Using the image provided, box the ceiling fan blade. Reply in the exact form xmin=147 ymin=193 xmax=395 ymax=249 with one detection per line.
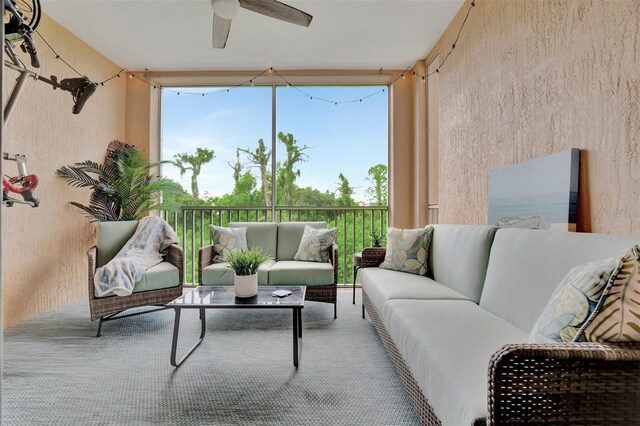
xmin=212 ymin=13 xmax=232 ymax=49
xmin=239 ymin=0 xmax=312 ymax=27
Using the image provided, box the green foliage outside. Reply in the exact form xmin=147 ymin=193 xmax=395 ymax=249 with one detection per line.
xmin=173 ymin=148 xmax=215 ymax=198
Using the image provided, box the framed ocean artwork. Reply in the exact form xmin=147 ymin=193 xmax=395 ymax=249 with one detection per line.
xmin=488 ymin=148 xmax=580 ymax=231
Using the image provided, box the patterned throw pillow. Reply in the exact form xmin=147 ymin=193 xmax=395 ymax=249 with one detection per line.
xmin=210 ymin=225 xmax=248 ymax=263
xmin=379 ymin=227 xmax=432 ymax=276
xmin=294 ymin=226 xmax=338 ymax=262
xmin=584 ymin=246 xmax=640 ymax=342
xmin=529 ymin=256 xmax=620 ymax=343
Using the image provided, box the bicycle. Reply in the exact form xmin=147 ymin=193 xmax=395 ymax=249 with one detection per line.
xmin=4 ymin=0 xmax=41 ymax=68
xmin=4 ymin=0 xmax=97 ymax=119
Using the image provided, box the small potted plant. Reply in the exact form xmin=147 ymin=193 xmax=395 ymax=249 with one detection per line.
xmin=225 ymin=248 xmax=270 ymax=297
xmin=371 ymin=230 xmax=385 ymax=248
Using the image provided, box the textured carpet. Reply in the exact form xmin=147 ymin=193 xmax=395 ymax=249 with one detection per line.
xmin=3 ymin=290 xmax=419 ymax=425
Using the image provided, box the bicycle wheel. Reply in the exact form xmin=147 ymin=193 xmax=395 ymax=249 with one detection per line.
xmin=4 ymin=0 xmax=41 ymax=32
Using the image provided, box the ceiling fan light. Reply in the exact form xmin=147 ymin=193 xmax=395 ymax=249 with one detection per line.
xmin=211 ymin=0 xmax=240 ymax=19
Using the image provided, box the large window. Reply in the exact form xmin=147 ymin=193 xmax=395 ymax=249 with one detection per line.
xmin=161 ymin=87 xmax=271 ymax=204
xmin=161 ymin=84 xmax=388 ymax=284
xmin=161 ymin=85 xmax=388 ymax=208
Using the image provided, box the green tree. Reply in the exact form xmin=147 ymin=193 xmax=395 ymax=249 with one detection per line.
xmin=239 ymin=138 xmax=271 ymax=206
xmin=173 ymin=148 xmax=215 ymax=198
xmin=295 ymin=186 xmax=338 ymax=207
xmin=365 ymin=164 xmax=388 ymax=205
xmin=214 ymin=171 xmax=262 ymax=206
xmin=227 ymin=149 xmax=247 ymax=185
xmin=277 ymin=132 xmax=310 ymax=205
xmin=336 ymin=172 xmax=355 ymax=206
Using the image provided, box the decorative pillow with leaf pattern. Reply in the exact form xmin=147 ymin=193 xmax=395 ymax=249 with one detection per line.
xmin=529 ymin=256 xmax=620 ymax=343
xmin=210 ymin=225 xmax=248 ymax=263
xmin=584 ymin=246 xmax=640 ymax=342
xmin=379 ymin=227 xmax=433 ymax=276
xmin=294 ymin=226 xmax=338 ymax=262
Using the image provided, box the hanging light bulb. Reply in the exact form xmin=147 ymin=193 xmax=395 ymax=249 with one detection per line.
xmin=210 ymin=0 xmax=240 ymax=19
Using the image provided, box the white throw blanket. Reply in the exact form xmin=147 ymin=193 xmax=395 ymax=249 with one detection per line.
xmin=94 ymin=217 xmax=178 ymax=297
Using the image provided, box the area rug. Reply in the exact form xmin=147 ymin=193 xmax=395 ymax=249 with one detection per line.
xmin=3 ymin=290 xmax=419 ymax=425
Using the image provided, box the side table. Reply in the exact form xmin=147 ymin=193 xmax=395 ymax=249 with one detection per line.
xmin=353 ymin=252 xmax=362 ymax=304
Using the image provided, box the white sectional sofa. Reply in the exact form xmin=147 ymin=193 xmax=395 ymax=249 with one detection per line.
xmin=362 ymin=225 xmax=640 ymax=425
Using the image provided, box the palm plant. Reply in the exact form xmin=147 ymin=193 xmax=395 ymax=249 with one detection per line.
xmin=56 ymin=140 xmax=182 ymax=222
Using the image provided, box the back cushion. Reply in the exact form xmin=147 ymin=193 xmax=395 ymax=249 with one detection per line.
xmin=428 ymin=224 xmax=497 ymax=302
xmin=229 ymin=222 xmax=278 ymax=258
xmin=277 ymin=222 xmax=327 ymax=260
xmin=96 ymin=220 xmax=138 ymax=267
xmin=480 ymin=228 xmax=639 ymax=333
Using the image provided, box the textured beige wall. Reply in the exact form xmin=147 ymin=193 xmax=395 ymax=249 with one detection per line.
xmin=2 ymin=15 xmax=126 ymax=327
xmin=389 ymin=78 xmax=414 ymax=228
xmin=426 ymin=0 xmax=640 ymax=235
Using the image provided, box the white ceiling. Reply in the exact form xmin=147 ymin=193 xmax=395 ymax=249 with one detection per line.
xmin=43 ymin=0 xmax=463 ymax=71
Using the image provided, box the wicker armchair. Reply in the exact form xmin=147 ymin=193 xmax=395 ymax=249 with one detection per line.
xmin=88 ymin=221 xmax=184 ymax=336
xmin=361 ymin=247 xmax=640 ymax=425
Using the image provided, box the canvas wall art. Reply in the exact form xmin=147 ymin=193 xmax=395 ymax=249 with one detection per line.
xmin=488 ymin=148 xmax=580 ymax=231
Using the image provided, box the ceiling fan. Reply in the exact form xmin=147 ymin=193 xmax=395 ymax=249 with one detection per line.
xmin=210 ymin=0 xmax=313 ymax=49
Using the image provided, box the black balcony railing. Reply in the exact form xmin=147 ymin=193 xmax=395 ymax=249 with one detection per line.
xmin=161 ymin=206 xmax=388 ymax=285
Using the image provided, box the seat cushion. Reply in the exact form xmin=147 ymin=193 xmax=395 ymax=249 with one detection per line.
xmin=277 ymin=222 xmax=327 ymax=260
xmin=201 ymin=260 xmax=274 ymax=285
xmin=428 ymin=224 xmax=497 ymax=303
xmin=383 ymin=299 xmax=529 ymax=426
xmin=361 ymin=268 xmax=469 ymax=318
xmin=95 ymin=261 xmax=179 ymax=297
xmin=229 ymin=222 xmax=277 ymax=258
xmin=268 ymin=260 xmax=334 ymax=286
xmin=96 ymin=221 xmax=138 ymax=267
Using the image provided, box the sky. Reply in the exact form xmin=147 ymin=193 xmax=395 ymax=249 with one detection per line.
xmin=161 ymin=85 xmax=388 ymax=203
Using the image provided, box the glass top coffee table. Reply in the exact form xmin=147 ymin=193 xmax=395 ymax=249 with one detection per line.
xmin=167 ymin=285 xmax=306 ymax=368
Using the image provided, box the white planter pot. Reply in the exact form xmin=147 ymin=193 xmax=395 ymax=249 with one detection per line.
xmin=234 ymin=273 xmax=258 ymax=298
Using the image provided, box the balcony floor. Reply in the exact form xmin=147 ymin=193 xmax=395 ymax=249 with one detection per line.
xmin=3 ymin=289 xmax=419 ymax=425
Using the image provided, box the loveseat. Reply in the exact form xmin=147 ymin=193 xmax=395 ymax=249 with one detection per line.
xmin=199 ymin=221 xmax=338 ymax=317
xmin=362 ymin=224 xmax=640 ymax=425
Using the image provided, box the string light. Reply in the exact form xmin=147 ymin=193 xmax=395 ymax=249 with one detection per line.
xmin=29 ymin=0 xmax=475 ymax=105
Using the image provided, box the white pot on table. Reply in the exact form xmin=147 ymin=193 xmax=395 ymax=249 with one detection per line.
xmin=234 ymin=273 xmax=258 ymax=297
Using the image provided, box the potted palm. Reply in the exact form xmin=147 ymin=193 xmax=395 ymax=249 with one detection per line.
xmin=56 ymin=140 xmax=182 ymax=221
xmin=225 ymin=248 xmax=270 ymax=297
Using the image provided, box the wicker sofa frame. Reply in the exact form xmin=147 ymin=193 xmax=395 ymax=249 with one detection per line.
xmin=361 ymin=249 xmax=640 ymax=425
xmin=88 ymin=244 xmax=184 ymax=336
xmin=199 ymin=243 xmax=339 ymax=318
